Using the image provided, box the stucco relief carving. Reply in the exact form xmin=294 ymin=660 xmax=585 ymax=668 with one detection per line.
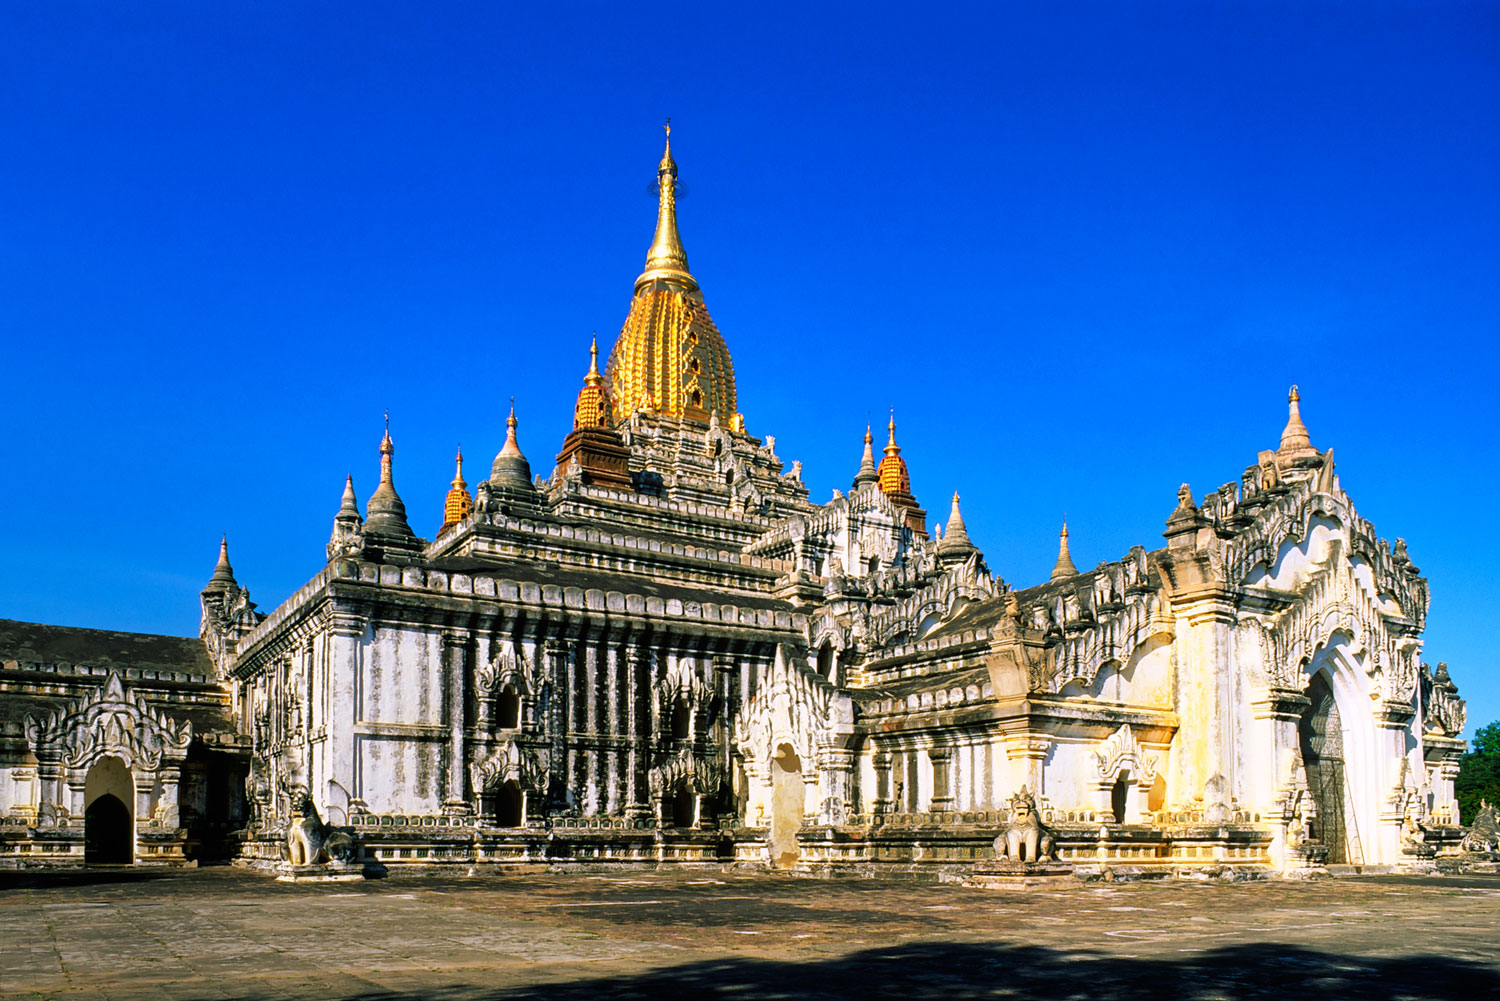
xmin=648 ymin=746 xmax=724 ymax=799
xmin=735 ymin=645 xmax=851 ymax=777
xmin=1093 ymin=724 xmax=1159 ymax=784
xmin=1421 ymin=661 xmax=1466 ymax=737
xmin=478 ymin=641 xmax=533 ymax=697
xmin=24 ymin=671 xmax=192 ymax=771
xmin=1047 ymin=589 xmax=1165 ymax=693
xmin=472 ymin=736 xmax=549 ymax=792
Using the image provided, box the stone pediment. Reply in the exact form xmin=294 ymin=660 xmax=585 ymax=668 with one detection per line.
xmin=24 ymin=670 xmax=192 ymax=771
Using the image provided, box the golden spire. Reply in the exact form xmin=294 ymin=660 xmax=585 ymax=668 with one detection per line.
xmin=635 ymin=119 xmax=697 ymax=294
xmin=607 ymin=124 xmax=737 ymax=425
xmin=1278 ymin=384 xmax=1316 ymax=457
xmin=1050 ymin=519 xmax=1078 ymax=581
xmin=573 ymin=336 xmax=611 ymax=429
xmin=877 ymin=410 xmax=912 ymax=498
xmin=440 ymin=446 xmax=473 ymax=533
xmin=586 ymin=334 xmax=602 ymax=386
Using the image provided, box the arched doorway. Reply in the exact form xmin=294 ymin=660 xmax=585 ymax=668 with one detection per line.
xmin=769 ymin=744 xmax=804 ymax=867
xmin=816 ymin=643 xmax=834 ymax=680
xmin=671 ymin=697 xmax=691 ymax=741
xmin=1300 ymin=672 xmax=1351 ymax=863
xmin=495 ymin=780 xmax=524 ymax=827
xmin=671 ymin=788 xmax=697 ymax=827
xmin=497 ymin=686 xmax=521 ymax=729
xmin=1111 ymin=772 xmax=1132 ymax=824
xmin=84 ymin=756 xmax=134 ymax=864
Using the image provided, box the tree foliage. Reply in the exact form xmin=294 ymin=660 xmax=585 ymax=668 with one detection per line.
xmin=1455 ymin=721 xmax=1500 ymax=826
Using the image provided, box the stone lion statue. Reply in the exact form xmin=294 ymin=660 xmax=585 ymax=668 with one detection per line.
xmin=285 ymin=791 xmax=356 ymax=865
xmin=1461 ymin=799 xmax=1500 ymax=854
xmin=994 ymin=785 xmax=1057 ymax=863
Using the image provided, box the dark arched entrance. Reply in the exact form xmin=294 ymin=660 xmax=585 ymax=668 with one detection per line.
xmin=1111 ymin=772 xmax=1131 ymax=824
xmin=85 ymin=794 xmax=132 ymax=864
xmin=671 ymin=788 xmax=697 ymax=827
xmin=84 ymin=755 xmax=134 ymax=864
xmin=496 ymin=780 xmax=524 ymax=827
xmin=1300 ymin=672 xmax=1349 ymax=863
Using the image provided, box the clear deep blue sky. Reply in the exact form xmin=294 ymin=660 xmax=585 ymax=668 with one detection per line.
xmin=1 ymin=4 xmax=1495 ymax=733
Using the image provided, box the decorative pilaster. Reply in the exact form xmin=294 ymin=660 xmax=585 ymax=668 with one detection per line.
xmin=871 ymin=749 xmax=892 ymax=815
xmin=928 ymin=746 xmax=954 ymax=812
xmin=442 ymin=632 xmax=471 ymax=816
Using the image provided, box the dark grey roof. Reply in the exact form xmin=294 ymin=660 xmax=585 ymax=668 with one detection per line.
xmin=0 ymin=619 xmax=212 ymax=676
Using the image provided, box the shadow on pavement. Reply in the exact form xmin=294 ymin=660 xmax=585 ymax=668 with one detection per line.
xmin=219 ymin=941 xmax=1498 ymax=1000
xmin=0 ymin=866 xmax=178 ymax=892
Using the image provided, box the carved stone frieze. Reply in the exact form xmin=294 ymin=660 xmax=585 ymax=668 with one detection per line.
xmin=24 ymin=671 xmax=192 ymax=772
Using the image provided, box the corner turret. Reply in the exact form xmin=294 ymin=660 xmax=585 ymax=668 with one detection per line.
xmin=327 ymin=475 xmax=363 ymax=560
xmin=199 ymin=535 xmax=260 ymax=678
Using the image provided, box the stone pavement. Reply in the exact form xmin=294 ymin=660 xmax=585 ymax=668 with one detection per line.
xmin=2 ymin=867 xmax=1498 ymax=1000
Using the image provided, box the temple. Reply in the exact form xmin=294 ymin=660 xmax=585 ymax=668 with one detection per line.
xmin=0 ymin=129 xmax=1472 ymax=876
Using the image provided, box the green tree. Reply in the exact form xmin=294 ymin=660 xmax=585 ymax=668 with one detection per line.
xmin=1455 ymin=721 xmax=1500 ymax=825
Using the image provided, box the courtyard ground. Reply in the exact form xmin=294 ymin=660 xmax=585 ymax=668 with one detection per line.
xmin=2 ymin=867 xmax=1498 ymax=1000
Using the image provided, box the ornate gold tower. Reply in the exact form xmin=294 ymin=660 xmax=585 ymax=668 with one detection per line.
xmin=605 ymin=125 xmax=739 ymax=426
xmin=876 ymin=412 xmax=927 ymax=536
xmin=555 ymin=338 xmax=633 ymax=489
xmin=439 ymin=447 xmax=473 ymax=533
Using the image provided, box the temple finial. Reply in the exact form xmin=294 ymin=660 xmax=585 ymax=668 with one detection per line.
xmin=1278 ymin=384 xmax=1316 ymax=457
xmin=491 ymin=400 xmax=533 ymax=490
xmin=586 ymin=333 xmax=602 ymax=386
xmin=1050 ymin=518 xmax=1078 ymax=581
xmin=440 ymin=444 xmax=473 ymax=533
xmin=202 ymin=533 xmax=239 ymax=596
xmin=852 ymin=422 xmax=879 ymax=489
xmin=936 ymin=491 xmax=977 ymax=561
xmin=636 ymin=122 xmax=696 ymax=293
xmin=365 ymin=419 xmax=414 ymax=539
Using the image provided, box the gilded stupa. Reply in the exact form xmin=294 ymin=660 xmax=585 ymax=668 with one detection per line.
xmin=605 ymin=123 xmax=739 ymax=427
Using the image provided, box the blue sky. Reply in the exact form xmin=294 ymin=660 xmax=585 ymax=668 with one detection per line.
xmin=1 ymin=3 xmax=1496 ymax=733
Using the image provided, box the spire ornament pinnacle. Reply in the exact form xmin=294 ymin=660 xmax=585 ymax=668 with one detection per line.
xmin=204 ymin=535 xmax=237 ymax=593
xmin=364 ymin=418 xmax=415 ymax=539
xmin=1277 ymin=384 xmax=1317 ymax=458
xmin=1050 ymin=519 xmax=1078 ymax=581
xmin=572 ymin=337 xmax=611 ymax=430
xmin=440 ymin=446 xmax=473 ymax=533
xmin=635 ymin=121 xmax=697 ymax=293
xmin=936 ymin=491 xmax=978 ymax=562
xmin=852 ymin=424 xmax=879 ymax=489
xmin=877 ymin=410 xmax=912 ymax=498
xmin=328 ymin=474 xmax=364 ymax=559
xmin=337 ymin=475 xmax=360 ymax=521
xmin=490 ymin=402 xmax=535 ymax=491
